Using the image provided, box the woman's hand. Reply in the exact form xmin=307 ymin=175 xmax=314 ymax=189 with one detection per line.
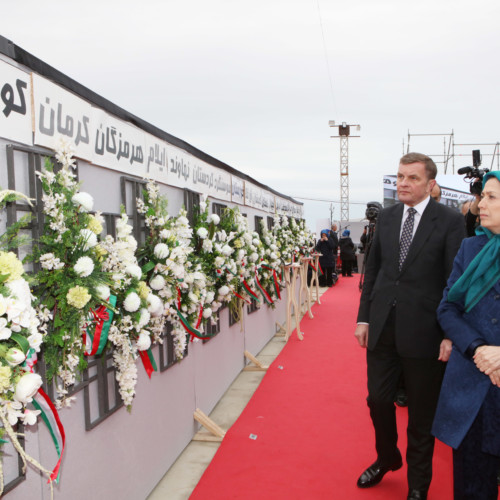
xmin=489 ymin=369 xmax=500 ymax=387
xmin=473 ymin=346 xmax=500 ymax=375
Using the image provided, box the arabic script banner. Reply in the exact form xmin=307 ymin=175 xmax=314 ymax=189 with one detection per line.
xmin=0 ymin=61 xmax=32 ymax=144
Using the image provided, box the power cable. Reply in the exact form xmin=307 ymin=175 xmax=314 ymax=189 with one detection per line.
xmin=315 ymin=0 xmax=337 ymax=114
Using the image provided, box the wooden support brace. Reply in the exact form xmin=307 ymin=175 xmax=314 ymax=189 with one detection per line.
xmin=192 ymin=408 xmax=226 ymax=442
xmin=275 ymin=321 xmax=286 ymax=337
xmin=243 ymin=350 xmax=269 ymax=371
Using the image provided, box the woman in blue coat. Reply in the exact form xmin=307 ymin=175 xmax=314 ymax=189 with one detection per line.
xmin=432 ymin=171 xmax=500 ymax=499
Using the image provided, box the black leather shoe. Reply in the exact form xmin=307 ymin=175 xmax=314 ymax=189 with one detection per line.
xmin=356 ymin=458 xmax=403 ymax=488
xmin=407 ymin=489 xmax=427 ymax=500
xmin=395 ymin=389 xmax=408 ymax=407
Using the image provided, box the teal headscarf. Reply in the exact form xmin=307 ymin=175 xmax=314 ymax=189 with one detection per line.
xmin=448 ymin=171 xmax=500 ymax=312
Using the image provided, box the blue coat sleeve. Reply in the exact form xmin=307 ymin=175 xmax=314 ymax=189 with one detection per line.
xmin=437 ymin=240 xmax=486 ymax=355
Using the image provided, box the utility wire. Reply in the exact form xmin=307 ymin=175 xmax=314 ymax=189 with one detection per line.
xmin=316 ymin=0 xmax=337 ymax=114
xmin=292 ymin=196 xmax=373 ymax=206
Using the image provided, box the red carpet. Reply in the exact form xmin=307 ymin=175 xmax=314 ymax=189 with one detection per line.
xmin=190 ymin=276 xmax=453 ymax=499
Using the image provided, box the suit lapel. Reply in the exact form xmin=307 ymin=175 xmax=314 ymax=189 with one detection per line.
xmin=387 ymin=204 xmax=404 ymax=269
xmin=400 ymin=199 xmax=437 ymax=273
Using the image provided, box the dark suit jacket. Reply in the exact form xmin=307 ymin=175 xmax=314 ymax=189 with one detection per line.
xmin=433 ymin=235 xmax=500 ymax=454
xmin=357 ymin=198 xmax=465 ymax=358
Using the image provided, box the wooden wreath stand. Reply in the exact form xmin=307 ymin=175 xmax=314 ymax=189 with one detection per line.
xmin=309 ymin=253 xmax=322 ymax=305
xmin=299 ymin=257 xmax=314 ymax=320
xmin=277 ymin=263 xmax=302 ymax=341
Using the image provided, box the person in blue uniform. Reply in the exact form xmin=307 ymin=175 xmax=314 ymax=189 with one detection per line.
xmin=432 ymin=170 xmax=500 ymax=500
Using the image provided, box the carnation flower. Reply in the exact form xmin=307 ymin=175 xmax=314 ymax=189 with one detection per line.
xmin=159 ymin=229 xmax=171 ymax=239
xmin=208 ymin=214 xmax=220 ymax=225
xmin=136 ymin=332 xmax=151 ymax=351
xmin=123 ymin=292 xmax=141 ymax=312
xmin=14 ymin=372 xmax=43 ymax=404
xmin=221 ymin=245 xmax=233 ymax=256
xmin=87 ymin=215 xmax=103 ymax=235
xmin=0 ymin=365 xmax=12 ymax=391
xmin=125 ymin=264 xmax=142 ymax=280
xmin=218 ymin=285 xmax=230 ymax=296
xmin=137 ymin=308 xmax=151 ymax=329
xmin=154 ymin=243 xmax=170 ymax=259
xmin=150 ymin=275 xmax=166 ymax=291
xmin=74 ymin=256 xmax=94 ymax=277
xmin=197 ymin=227 xmax=208 ymax=239
xmin=0 ymin=252 xmax=24 ymax=282
xmin=202 ymin=239 xmax=213 ymax=252
xmin=205 ymin=291 xmax=215 ymax=303
xmin=67 ymin=286 xmax=92 ymax=309
xmin=147 ymin=294 xmax=163 ymax=316
xmin=138 ymin=281 xmax=150 ymax=300
xmin=79 ymin=229 xmax=98 ymax=251
xmin=202 ymin=307 xmax=212 ymax=319
xmin=214 ymin=256 xmax=225 ymax=268
xmin=71 ymin=192 xmax=94 ymax=212
xmin=96 ymin=284 xmax=111 ymax=301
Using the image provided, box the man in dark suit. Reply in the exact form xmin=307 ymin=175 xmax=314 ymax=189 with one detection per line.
xmin=329 ymin=224 xmax=339 ymax=272
xmin=354 ymin=153 xmax=465 ymax=500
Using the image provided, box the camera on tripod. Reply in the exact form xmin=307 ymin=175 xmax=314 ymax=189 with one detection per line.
xmin=365 ymin=201 xmax=382 ymax=223
xmin=457 ymin=150 xmax=489 ymax=196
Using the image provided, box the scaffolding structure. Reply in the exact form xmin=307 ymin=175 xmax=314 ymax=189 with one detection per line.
xmin=404 ymin=130 xmax=500 ymax=174
xmin=329 ymin=121 xmax=360 ymax=223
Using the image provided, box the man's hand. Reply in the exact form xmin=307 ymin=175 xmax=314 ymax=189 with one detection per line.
xmin=354 ymin=324 xmax=369 ymax=348
xmin=438 ymin=339 xmax=452 ymax=362
xmin=474 ymin=345 xmax=500 ymax=375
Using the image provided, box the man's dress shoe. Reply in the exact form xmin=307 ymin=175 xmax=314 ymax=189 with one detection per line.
xmin=407 ymin=489 xmax=427 ymax=500
xmin=356 ymin=458 xmax=403 ymax=488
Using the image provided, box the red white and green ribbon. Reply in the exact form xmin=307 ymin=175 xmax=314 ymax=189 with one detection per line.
xmin=262 ymin=265 xmax=281 ymax=300
xmin=254 ymin=269 xmax=273 ymax=305
xmin=138 ymin=348 xmax=158 ymax=378
xmin=174 ymin=304 xmax=213 ymax=340
xmin=84 ymin=295 xmax=116 ymax=356
xmin=32 ymin=388 xmax=65 ymax=483
xmin=243 ymin=280 xmax=260 ymax=302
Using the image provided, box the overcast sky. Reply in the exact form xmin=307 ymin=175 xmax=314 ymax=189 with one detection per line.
xmin=2 ymin=0 xmax=499 ymax=227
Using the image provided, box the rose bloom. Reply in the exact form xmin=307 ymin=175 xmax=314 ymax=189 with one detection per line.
xmin=202 ymin=307 xmax=212 ymax=319
xmin=5 ymin=347 xmax=26 ymax=366
xmin=14 ymin=372 xmax=43 ymax=404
